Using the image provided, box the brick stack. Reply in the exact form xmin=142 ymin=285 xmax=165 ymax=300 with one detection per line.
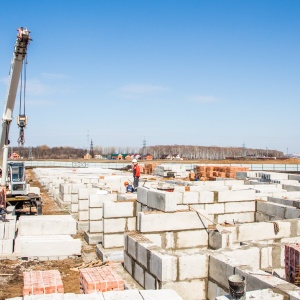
xmin=285 ymin=244 xmax=300 ymax=284
xmin=143 ymin=163 xmax=156 ymax=174
xmin=195 ymin=166 xmax=249 ymax=181
xmin=23 ymin=270 xmax=64 ymax=296
xmin=79 ymin=266 xmax=124 ymax=294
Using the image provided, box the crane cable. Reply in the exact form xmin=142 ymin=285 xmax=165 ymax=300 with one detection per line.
xmin=17 ymin=56 xmax=27 ymax=146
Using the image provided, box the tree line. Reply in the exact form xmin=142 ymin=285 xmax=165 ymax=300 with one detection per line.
xmin=9 ymin=144 xmax=284 ymax=160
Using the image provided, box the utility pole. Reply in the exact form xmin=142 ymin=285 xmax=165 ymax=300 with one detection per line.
xmin=143 ymin=137 xmax=146 ymax=159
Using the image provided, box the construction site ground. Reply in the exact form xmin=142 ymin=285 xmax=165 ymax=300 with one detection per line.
xmin=0 ymin=169 xmax=118 ymax=300
xmin=1 ymin=159 xmax=299 ymax=300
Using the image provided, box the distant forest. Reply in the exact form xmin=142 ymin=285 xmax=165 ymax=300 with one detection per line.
xmin=9 ymin=145 xmax=284 ymax=160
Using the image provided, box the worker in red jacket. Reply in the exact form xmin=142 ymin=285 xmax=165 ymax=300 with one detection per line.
xmin=132 ymin=159 xmax=140 ymax=191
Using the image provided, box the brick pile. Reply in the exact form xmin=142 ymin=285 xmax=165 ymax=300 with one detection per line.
xmin=23 ymin=270 xmax=64 ymax=296
xmin=142 ymin=163 xmax=156 ymax=175
xmin=195 ymin=166 xmax=249 ymax=180
xmin=79 ymin=265 xmax=124 ymax=294
xmin=285 ymin=244 xmax=300 ymax=284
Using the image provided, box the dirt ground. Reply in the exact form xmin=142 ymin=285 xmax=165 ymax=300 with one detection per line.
xmin=0 ymin=169 xmax=97 ymax=300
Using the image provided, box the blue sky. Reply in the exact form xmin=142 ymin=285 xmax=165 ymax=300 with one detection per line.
xmin=0 ymin=0 xmax=299 ymax=153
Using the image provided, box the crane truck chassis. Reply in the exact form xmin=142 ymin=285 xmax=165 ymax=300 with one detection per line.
xmin=0 ymin=28 xmax=42 ymax=217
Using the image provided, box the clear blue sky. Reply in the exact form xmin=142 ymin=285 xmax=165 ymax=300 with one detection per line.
xmin=0 ymin=0 xmax=299 ymax=153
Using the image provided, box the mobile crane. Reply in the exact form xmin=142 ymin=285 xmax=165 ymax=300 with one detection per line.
xmin=0 ymin=28 xmax=42 ymax=216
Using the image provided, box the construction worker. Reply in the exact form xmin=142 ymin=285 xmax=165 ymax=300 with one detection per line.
xmin=132 ymin=159 xmax=140 ymax=191
xmin=124 ymin=182 xmax=134 ymax=193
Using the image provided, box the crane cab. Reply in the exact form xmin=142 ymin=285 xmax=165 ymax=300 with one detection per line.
xmin=7 ymin=162 xmax=27 ymax=196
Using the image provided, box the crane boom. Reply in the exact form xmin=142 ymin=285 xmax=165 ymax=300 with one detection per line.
xmin=0 ymin=28 xmax=30 ymax=188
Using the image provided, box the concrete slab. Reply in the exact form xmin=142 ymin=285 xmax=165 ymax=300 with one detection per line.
xmin=103 ymin=290 xmax=143 ymax=300
xmin=14 ymin=235 xmax=81 ymax=258
xmin=18 ymin=215 xmax=76 ymax=235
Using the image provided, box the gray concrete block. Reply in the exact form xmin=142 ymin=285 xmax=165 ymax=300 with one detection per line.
xmin=218 ymin=189 xmax=255 ymax=202
xmin=96 ymin=244 xmax=124 ymax=262
xmin=147 ymin=190 xmax=178 ymax=212
xmin=0 ymin=239 xmax=13 ymax=254
xmin=89 ymin=207 xmax=103 ymax=220
xmin=149 ymin=250 xmax=177 ymax=281
xmin=83 ymin=231 xmax=102 ymax=245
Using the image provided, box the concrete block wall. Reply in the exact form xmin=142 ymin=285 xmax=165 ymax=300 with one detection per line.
xmin=102 ymin=200 xmax=137 ymax=248
xmin=0 ymin=215 xmax=16 ymax=255
xmin=124 ymin=231 xmax=208 ymax=300
xmin=137 ymin=187 xmax=256 ymax=225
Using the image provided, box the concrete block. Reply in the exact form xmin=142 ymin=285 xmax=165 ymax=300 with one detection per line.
xmin=174 ymin=230 xmax=207 ymax=249
xmin=0 ymin=239 xmax=13 ymax=254
xmin=140 ymin=289 xmax=184 ymax=300
xmin=147 ymin=190 xmax=178 ymax=212
xmin=61 ymin=193 xmax=71 ymax=202
xmin=78 ymin=210 xmax=89 ymax=221
xmin=103 ymin=233 xmax=124 ymax=248
xmin=78 ymin=199 xmax=89 ymax=211
xmin=144 ymin=271 xmax=156 ymax=290
xmin=117 ymin=193 xmax=137 ymax=201
xmin=103 ymin=218 xmax=126 ymax=233
xmin=209 ymin=254 xmax=239 ymax=289
xmin=89 ymin=207 xmax=103 ymax=221
xmin=78 ymin=188 xmax=90 ymax=200
xmin=127 ymin=217 xmax=136 ymax=231
xmin=124 ymin=251 xmax=133 ymax=275
xmin=162 ymin=280 xmax=206 ymax=300
xmin=207 ymin=280 xmax=227 ymax=300
xmin=182 ymin=191 xmax=199 ymax=204
xmin=218 ymin=189 xmax=255 ymax=202
xmin=71 ymin=203 xmax=78 ymax=213
xmin=149 ymin=250 xmax=177 ymax=281
xmin=178 ymin=251 xmax=208 ymax=280
xmin=225 ymin=201 xmax=255 ymax=213
xmin=138 ymin=211 xmax=208 ymax=233
xmin=18 ymin=215 xmax=76 ymax=235
xmin=89 ymin=220 xmax=103 ymax=233
xmin=204 ymin=203 xmax=225 ymax=215
xmin=77 ymin=221 xmax=89 ymax=231
xmin=209 ymin=230 xmax=232 ymax=250
xmin=199 ymin=191 xmax=214 ymax=204
xmin=14 ymin=235 xmax=81 ymax=257
xmin=96 ymin=244 xmax=124 ymax=262
xmin=261 ymin=246 xmax=273 ymax=269
xmin=236 ymin=221 xmax=291 ymax=242
xmin=83 ymin=231 xmax=102 ymax=245
xmin=134 ymin=262 xmax=144 ymax=287
xmin=71 ymin=183 xmax=85 ymax=193
xmin=89 ymin=193 xmax=117 ymax=207
xmin=71 ymin=194 xmax=78 ymax=204
xmin=137 ymin=187 xmax=148 ymax=206
xmin=103 ymin=201 xmax=135 ymax=218
xmin=216 ymin=212 xmax=254 ymax=224
xmin=0 ymin=218 xmax=16 ymax=239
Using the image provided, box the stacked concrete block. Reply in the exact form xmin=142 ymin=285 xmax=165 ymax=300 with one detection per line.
xmin=0 ymin=215 xmax=16 ymax=255
xmin=124 ymin=231 xmax=208 ymax=300
xmin=154 ymin=165 xmax=188 ymax=178
xmin=15 ymin=215 xmax=81 ymax=259
xmin=215 ymin=289 xmax=285 ymax=300
xmin=84 ymin=193 xmax=117 ymax=245
xmin=102 ymin=200 xmax=136 ymax=248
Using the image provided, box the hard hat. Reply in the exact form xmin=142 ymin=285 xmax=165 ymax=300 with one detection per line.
xmin=132 ymin=159 xmax=137 ymax=163
xmin=124 ymin=182 xmax=129 ymax=186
